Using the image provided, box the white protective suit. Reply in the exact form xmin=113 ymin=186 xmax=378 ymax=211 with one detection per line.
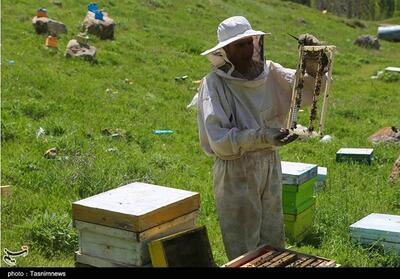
xmin=197 ymin=17 xmax=322 ymax=260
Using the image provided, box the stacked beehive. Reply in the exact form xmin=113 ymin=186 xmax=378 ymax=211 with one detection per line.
xmin=72 ymin=182 xmax=200 ymax=267
xmin=281 ymin=161 xmax=318 ymax=242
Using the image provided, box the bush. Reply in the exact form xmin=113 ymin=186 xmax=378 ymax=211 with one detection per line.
xmin=25 ymin=212 xmax=78 ymax=258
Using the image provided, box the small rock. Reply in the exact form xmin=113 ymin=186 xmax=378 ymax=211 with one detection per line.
xmin=36 ymin=127 xmax=46 ymax=138
xmin=354 ymin=35 xmax=380 ymax=50
xmin=52 ymin=0 xmax=63 ymax=7
xmin=65 ymin=39 xmax=96 ymax=62
xmin=32 ymin=16 xmax=67 ymax=35
xmin=44 ymin=147 xmax=57 ymax=159
xmin=101 ymin=128 xmax=126 ymax=138
xmin=124 ymin=78 xmax=133 ymax=84
xmin=369 ymin=126 xmax=400 ymax=144
xmin=320 ymin=135 xmax=333 ymax=143
xmin=297 ymin=17 xmax=306 ymax=24
xmin=82 ymin=11 xmax=115 ymax=40
xmin=175 ymin=75 xmax=188 ymax=81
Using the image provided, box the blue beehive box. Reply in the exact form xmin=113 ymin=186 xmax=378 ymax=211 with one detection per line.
xmin=88 ymin=3 xmax=99 ymax=13
xmin=281 ymin=161 xmax=318 ymax=185
xmin=350 ymin=213 xmax=400 ymax=255
xmin=94 ymin=10 xmax=104 ymax=20
xmin=336 ymin=148 xmax=374 ymax=165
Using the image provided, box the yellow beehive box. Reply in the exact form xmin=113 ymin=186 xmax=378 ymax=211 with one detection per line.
xmin=72 ymin=182 xmax=200 ymax=232
xmin=148 ymin=226 xmax=215 ymax=267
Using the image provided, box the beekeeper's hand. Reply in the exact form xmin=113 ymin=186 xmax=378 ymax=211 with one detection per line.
xmin=260 ymin=128 xmax=299 ymax=146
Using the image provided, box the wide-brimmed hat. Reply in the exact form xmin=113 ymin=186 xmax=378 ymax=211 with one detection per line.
xmin=201 ymin=16 xmax=270 ymax=56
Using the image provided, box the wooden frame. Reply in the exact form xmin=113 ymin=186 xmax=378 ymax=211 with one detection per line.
xmin=286 ymin=45 xmax=336 ymax=137
xmin=222 ymin=244 xmax=338 ymax=267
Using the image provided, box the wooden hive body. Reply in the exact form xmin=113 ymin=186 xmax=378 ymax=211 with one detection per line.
xmin=72 ymin=182 xmax=200 ymax=266
xmin=223 ymin=245 xmax=338 ymax=267
xmin=74 ymin=211 xmax=198 ymax=266
xmin=350 ymin=213 xmax=400 ymax=255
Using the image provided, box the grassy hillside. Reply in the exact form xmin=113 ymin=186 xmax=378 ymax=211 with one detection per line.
xmin=1 ymin=0 xmax=400 ymax=267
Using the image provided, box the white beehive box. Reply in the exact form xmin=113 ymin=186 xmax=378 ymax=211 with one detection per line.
xmin=350 ymin=213 xmax=400 ymax=255
xmin=75 ymin=210 xmax=198 ymax=266
xmin=281 ymin=161 xmax=318 ymax=185
xmin=72 ymin=182 xmax=200 ymax=232
xmin=72 ymin=182 xmax=200 ymax=266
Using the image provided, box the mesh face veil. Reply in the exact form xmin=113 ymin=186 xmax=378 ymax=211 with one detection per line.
xmin=206 ymin=35 xmax=265 ymax=80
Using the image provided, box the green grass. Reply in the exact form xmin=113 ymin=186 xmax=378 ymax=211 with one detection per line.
xmin=1 ymin=0 xmax=400 ymax=267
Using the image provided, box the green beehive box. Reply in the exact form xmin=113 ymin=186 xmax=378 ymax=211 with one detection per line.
xmin=284 ymin=204 xmax=315 ymax=242
xmin=283 ymin=196 xmax=315 ymax=215
xmin=283 ymin=177 xmax=316 ymax=209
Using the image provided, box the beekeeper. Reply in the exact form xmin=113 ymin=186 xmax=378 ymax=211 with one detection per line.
xmin=197 ymin=16 xmax=327 ymax=260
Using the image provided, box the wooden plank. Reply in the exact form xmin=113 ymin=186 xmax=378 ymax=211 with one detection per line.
xmin=75 ymin=252 xmax=151 ymax=267
xmin=137 ymin=210 xmax=198 ymax=241
xmin=298 ymin=258 xmax=316 ymax=267
xmin=74 ymin=210 xmax=198 ymax=241
xmin=316 ymin=260 xmax=337 ymax=267
xmin=308 ymin=259 xmax=324 ymax=267
xmin=303 ymin=45 xmax=336 ymax=51
xmin=285 ymin=257 xmax=308 ymax=268
xmin=258 ymin=252 xmax=289 ymax=267
xmin=261 ymin=253 xmax=297 ymax=267
xmin=222 ymin=245 xmax=272 ymax=267
xmin=72 ymin=182 xmax=200 ymax=232
xmin=241 ymin=251 xmax=276 ymax=267
xmin=80 ymin=231 xmax=145 ymax=265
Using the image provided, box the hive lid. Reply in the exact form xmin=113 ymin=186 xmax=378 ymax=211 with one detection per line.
xmin=72 ymin=182 xmax=200 ymax=232
xmin=349 ymin=213 xmax=400 ymax=241
xmin=336 ymin=148 xmax=373 ymax=155
xmin=281 ymin=161 xmax=318 ymax=185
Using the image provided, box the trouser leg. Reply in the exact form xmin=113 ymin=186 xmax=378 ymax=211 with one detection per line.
xmin=213 ymin=154 xmax=262 ymax=260
xmin=260 ymin=151 xmax=285 ymax=248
